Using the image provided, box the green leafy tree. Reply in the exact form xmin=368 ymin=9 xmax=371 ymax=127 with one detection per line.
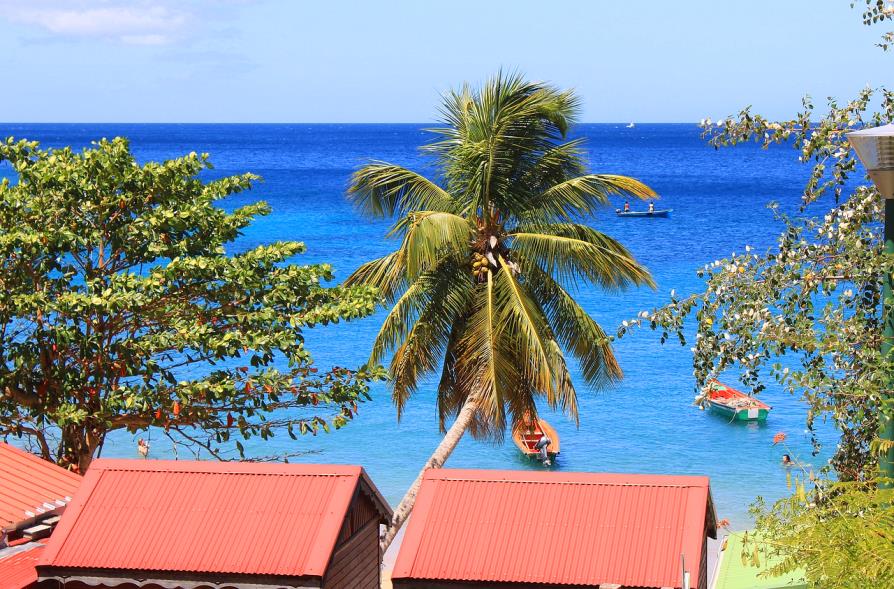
xmin=0 ymin=137 xmax=382 ymax=473
xmin=347 ymin=72 xmax=655 ymax=549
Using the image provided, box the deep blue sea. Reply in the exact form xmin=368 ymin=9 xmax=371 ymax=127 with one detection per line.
xmin=0 ymin=123 xmax=840 ymax=527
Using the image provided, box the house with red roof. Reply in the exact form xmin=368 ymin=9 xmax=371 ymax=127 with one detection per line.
xmin=0 ymin=443 xmax=81 ymax=589
xmin=0 ymin=443 xmax=81 ymax=547
xmin=35 ymin=459 xmax=392 ymax=589
xmin=391 ymin=469 xmax=717 ymax=589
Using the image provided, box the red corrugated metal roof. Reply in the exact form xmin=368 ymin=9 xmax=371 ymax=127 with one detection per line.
xmin=0 ymin=444 xmax=81 ymax=531
xmin=392 ymin=469 xmax=716 ymax=588
xmin=0 ymin=542 xmax=45 ymax=589
xmin=38 ymin=459 xmax=391 ymax=579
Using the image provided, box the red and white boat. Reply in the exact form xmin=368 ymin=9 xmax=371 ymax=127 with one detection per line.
xmin=701 ymin=380 xmax=771 ymax=421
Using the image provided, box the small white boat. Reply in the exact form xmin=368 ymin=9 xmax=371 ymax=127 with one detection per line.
xmin=626 ymin=122 xmax=635 ymax=128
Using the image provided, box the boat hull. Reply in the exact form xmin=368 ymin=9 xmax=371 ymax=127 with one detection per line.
xmin=707 ymin=400 xmax=770 ymax=421
xmin=512 ymin=417 xmax=560 ymax=458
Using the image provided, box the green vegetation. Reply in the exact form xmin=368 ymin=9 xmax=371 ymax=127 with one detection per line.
xmin=0 ymin=137 xmax=382 ymax=472
xmin=620 ymin=3 xmax=894 ymax=586
xmin=635 ymin=89 xmax=894 ymax=480
xmin=748 ymin=469 xmax=894 ymax=585
xmin=347 ymin=72 xmax=655 ymax=549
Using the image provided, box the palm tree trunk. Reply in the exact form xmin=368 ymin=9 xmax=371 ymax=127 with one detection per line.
xmin=380 ymin=395 xmax=478 ymax=552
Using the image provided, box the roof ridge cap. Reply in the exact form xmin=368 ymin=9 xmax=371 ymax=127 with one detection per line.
xmin=437 ymin=476 xmax=706 ymax=488
xmin=100 ymin=468 xmax=353 ymax=475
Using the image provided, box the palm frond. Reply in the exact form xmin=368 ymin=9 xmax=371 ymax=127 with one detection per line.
xmin=424 ymin=71 xmax=583 ymax=218
xmin=389 ymin=315 xmax=444 ymax=419
xmin=528 ymin=174 xmax=656 ymax=221
xmin=517 ymin=139 xmax=587 ymax=196
xmin=511 ymin=223 xmax=654 ymax=290
xmin=368 ymin=279 xmax=426 ymax=367
xmin=544 ymin=338 xmax=579 ymax=421
xmin=393 ymin=211 xmax=472 ymax=279
xmin=384 ymin=258 xmax=472 ymax=418
xmin=453 ymin=271 xmax=506 ymax=437
xmin=493 ymin=256 xmax=556 ymax=397
xmin=492 ymin=257 xmax=580 ymax=423
xmin=348 ymin=163 xmax=455 ymax=219
xmin=436 ymin=321 xmax=467 ymax=431
xmin=524 ymin=263 xmax=622 ymax=389
xmin=344 ymin=250 xmax=407 ymax=304
xmin=454 ymin=267 xmax=563 ymax=440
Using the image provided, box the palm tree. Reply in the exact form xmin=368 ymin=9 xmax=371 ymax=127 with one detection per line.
xmin=346 ymin=72 xmax=656 ymax=550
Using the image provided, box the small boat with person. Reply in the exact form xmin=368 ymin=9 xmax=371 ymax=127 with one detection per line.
xmin=616 ymin=208 xmax=672 ymax=218
xmin=513 ymin=415 xmax=560 ymax=463
xmin=701 ymin=380 xmax=771 ymax=421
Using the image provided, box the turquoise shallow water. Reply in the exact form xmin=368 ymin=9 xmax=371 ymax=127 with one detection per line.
xmin=0 ymin=123 xmax=840 ymax=527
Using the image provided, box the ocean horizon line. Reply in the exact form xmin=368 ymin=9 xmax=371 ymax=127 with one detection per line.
xmin=0 ymin=121 xmax=710 ymax=126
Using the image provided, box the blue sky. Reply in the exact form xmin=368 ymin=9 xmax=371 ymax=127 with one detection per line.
xmin=1 ymin=0 xmax=891 ymax=123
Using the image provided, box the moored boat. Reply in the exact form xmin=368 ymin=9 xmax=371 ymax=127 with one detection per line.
xmin=616 ymin=208 xmax=672 ymax=218
xmin=701 ymin=380 xmax=771 ymax=421
xmin=512 ymin=416 xmax=560 ymax=460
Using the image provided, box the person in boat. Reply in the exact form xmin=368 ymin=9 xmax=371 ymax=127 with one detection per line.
xmin=623 ymin=201 xmax=630 ymax=212
xmin=534 ymin=433 xmax=552 ymax=466
xmin=648 ymin=201 xmax=655 ymax=213
xmin=781 ymin=453 xmax=792 ymax=465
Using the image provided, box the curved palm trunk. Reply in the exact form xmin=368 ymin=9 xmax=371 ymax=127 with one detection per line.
xmin=380 ymin=395 xmax=479 ymax=552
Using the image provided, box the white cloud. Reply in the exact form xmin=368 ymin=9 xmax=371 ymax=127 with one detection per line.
xmin=120 ymin=34 xmax=171 ymax=46
xmin=0 ymin=1 xmax=192 ymax=45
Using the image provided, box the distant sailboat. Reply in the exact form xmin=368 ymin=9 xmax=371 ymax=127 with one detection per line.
xmin=626 ymin=122 xmax=635 ymax=128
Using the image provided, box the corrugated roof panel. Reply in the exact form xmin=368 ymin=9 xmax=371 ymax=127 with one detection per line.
xmin=0 ymin=542 xmax=45 ymax=589
xmin=392 ymin=469 xmax=715 ymax=588
xmin=0 ymin=444 xmax=81 ymax=531
xmin=39 ymin=459 xmax=391 ymax=578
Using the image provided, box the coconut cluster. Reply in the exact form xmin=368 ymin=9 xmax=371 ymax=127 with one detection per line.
xmin=471 ymin=252 xmax=490 ymax=281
